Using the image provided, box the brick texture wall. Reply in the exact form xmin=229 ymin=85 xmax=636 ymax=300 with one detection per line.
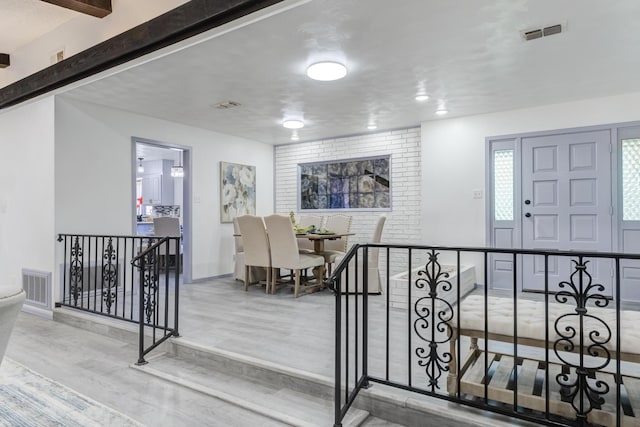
xmin=274 ymin=127 xmax=424 ymax=290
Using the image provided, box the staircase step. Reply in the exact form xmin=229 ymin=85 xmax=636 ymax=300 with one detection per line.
xmin=132 ymin=352 xmax=369 ymax=427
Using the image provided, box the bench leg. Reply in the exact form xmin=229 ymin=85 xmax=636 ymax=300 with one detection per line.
xmin=447 ymin=329 xmax=458 ymax=395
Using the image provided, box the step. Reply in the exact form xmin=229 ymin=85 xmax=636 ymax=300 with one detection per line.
xmin=52 ymin=307 xmax=538 ymax=427
xmin=133 ymin=351 xmax=370 ymax=427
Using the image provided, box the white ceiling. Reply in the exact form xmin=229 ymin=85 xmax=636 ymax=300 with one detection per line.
xmin=16 ymin=1 xmax=640 ymax=145
xmin=0 ymin=0 xmax=82 ymax=52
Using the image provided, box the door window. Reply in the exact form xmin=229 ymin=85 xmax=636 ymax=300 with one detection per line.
xmin=622 ymin=138 xmax=640 ymax=221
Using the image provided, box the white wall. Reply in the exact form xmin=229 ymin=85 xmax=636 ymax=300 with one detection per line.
xmin=421 ymin=91 xmax=640 ymax=248
xmin=0 ymin=97 xmax=56 ymax=291
xmin=55 ymin=97 xmax=273 ymax=281
xmin=0 ymin=0 xmax=188 ymax=88
xmin=275 ymin=128 xmax=422 ymax=282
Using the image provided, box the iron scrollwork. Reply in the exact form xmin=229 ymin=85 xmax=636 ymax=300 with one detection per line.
xmin=69 ymin=236 xmax=83 ymax=306
xmin=142 ymin=248 xmax=159 ymax=324
xmin=102 ymin=238 xmax=118 ymax=314
xmin=414 ymin=250 xmax=453 ymax=389
xmin=554 ymin=258 xmax=611 ymax=423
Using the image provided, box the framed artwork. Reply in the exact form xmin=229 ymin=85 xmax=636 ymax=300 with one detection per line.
xmin=298 ymin=155 xmax=391 ymax=210
xmin=220 ymin=161 xmax=256 ymax=223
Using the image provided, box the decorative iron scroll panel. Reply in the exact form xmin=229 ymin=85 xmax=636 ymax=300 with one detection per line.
xmin=413 ymin=250 xmax=453 ymax=390
xmin=554 ymin=257 xmax=612 ymax=424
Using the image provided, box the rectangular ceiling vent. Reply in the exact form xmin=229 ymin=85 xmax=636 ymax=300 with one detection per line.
xmin=211 ymin=100 xmax=242 ymax=110
xmin=521 ymin=23 xmax=565 ymax=41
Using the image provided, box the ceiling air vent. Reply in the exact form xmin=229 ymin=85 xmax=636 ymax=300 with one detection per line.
xmin=521 ymin=22 xmax=565 ymax=41
xmin=211 ymin=100 xmax=242 ymax=110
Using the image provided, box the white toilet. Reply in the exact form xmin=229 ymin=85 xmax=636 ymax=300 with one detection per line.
xmin=0 ymin=284 xmax=25 ymax=367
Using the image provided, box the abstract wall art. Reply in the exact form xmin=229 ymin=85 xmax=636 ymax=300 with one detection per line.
xmin=299 ymin=156 xmax=391 ymax=210
xmin=220 ymin=161 xmax=256 ymax=222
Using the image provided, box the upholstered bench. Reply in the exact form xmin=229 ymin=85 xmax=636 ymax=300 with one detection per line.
xmin=0 ymin=285 xmax=25 ymax=367
xmin=446 ymin=295 xmax=640 ymax=426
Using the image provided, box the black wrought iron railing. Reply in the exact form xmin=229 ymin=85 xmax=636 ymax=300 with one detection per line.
xmin=327 ymin=244 xmax=640 ymax=427
xmin=56 ymin=233 xmax=180 ymax=364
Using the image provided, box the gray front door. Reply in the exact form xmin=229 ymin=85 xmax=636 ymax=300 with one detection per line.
xmin=521 ymin=130 xmax=612 ymax=294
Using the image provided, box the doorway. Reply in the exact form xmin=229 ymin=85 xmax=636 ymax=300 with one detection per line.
xmin=132 ymin=137 xmax=192 ymax=283
xmin=487 ymin=126 xmax=616 ymax=295
xmin=520 ymin=130 xmax=613 ymax=294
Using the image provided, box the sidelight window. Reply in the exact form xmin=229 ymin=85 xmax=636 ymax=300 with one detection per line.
xmin=493 ymin=149 xmax=514 ymax=221
xmin=622 ymin=138 xmax=640 ymax=221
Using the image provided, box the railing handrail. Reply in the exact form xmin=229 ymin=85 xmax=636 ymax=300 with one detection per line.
xmin=130 ymin=236 xmax=177 ymax=267
xmin=337 ymin=242 xmax=640 ymax=260
xmin=326 ymin=243 xmax=361 ymax=293
xmin=57 ymin=232 xmax=160 ymax=240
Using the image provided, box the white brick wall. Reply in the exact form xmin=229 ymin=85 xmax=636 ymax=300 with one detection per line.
xmin=274 ymin=127 xmax=425 ymax=287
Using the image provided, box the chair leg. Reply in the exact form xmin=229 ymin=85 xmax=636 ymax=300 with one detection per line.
xmin=294 ymin=269 xmax=300 ymax=298
xmin=314 ymin=265 xmax=324 ymax=289
xmin=244 ymin=265 xmax=250 ymax=291
xmin=265 ymin=267 xmax=271 ymax=294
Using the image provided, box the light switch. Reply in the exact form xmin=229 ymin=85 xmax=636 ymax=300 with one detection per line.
xmin=473 ymin=190 xmax=483 ymax=199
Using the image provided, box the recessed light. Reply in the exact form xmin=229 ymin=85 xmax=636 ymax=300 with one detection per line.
xmin=435 ymin=109 xmax=448 ymax=115
xmin=306 ymin=62 xmax=348 ymax=81
xmin=367 ymin=124 xmax=377 ymax=130
xmin=415 ymin=94 xmax=429 ymax=102
xmin=283 ymin=119 xmax=304 ymax=129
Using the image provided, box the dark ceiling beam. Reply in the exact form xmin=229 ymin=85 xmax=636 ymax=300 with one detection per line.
xmin=0 ymin=54 xmax=9 ymax=69
xmin=41 ymin=0 xmax=112 ymax=18
xmin=0 ymin=0 xmax=284 ymax=109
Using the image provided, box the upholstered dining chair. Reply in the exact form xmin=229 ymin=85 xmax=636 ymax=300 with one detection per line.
xmin=322 ymin=214 xmax=353 ymax=274
xmin=153 ymin=217 xmax=181 ymax=270
xmin=297 ymin=214 xmax=324 ymax=253
xmin=338 ymin=215 xmax=386 ymax=294
xmin=232 ymin=218 xmax=245 ymax=281
xmin=263 ymin=214 xmax=325 ymax=298
xmin=236 ymin=215 xmax=271 ymax=293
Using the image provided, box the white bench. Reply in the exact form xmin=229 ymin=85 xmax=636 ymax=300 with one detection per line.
xmin=447 ymin=295 xmax=640 ymax=426
xmin=0 ymin=285 xmax=25 ymax=367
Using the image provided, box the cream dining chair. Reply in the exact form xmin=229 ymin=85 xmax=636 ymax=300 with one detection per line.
xmin=263 ymin=214 xmax=325 ymax=298
xmin=338 ymin=215 xmax=386 ymax=294
xmin=297 ymin=214 xmax=324 ymax=253
xmin=322 ymin=214 xmax=352 ymax=274
xmin=153 ymin=217 xmax=181 ymax=270
xmin=237 ymin=215 xmax=272 ymax=293
xmin=232 ymin=217 xmax=245 ymax=281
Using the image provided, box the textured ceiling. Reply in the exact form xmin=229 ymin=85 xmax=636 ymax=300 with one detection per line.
xmin=57 ymin=0 xmax=640 ymax=145
xmin=0 ymin=0 xmax=82 ymax=52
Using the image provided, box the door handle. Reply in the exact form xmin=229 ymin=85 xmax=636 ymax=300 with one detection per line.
xmin=524 ymin=199 xmax=531 ymax=205
xmin=525 ymin=212 xmax=531 ymax=218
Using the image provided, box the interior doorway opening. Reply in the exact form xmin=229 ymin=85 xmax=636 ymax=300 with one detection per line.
xmin=132 ymin=137 xmax=192 ymax=283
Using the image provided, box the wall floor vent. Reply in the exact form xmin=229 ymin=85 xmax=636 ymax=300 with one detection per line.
xmin=22 ymin=269 xmax=51 ymax=309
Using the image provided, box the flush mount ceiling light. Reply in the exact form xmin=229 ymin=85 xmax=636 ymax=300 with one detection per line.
xmin=415 ymin=94 xmax=429 ymax=102
xmin=137 ymin=157 xmax=144 ymax=173
xmin=306 ymin=61 xmax=347 ymax=81
xmin=283 ymin=119 xmax=304 ymax=129
xmin=435 ymin=109 xmax=448 ymax=116
xmin=367 ymin=123 xmax=377 ymax=130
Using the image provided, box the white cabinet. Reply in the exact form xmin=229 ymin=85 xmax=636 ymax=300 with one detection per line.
xmin=142 ymin=174 xmax=162 ymax=205
xmin=139 ymin=160 xmax=174 ymax=206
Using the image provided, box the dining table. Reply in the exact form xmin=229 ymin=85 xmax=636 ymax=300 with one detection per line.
xmin=295 ymin=232 xmax=355 ymax=255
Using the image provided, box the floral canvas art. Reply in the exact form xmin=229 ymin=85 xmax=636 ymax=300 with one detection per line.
xmin=220 ymin=162 xmax=256 ymax=223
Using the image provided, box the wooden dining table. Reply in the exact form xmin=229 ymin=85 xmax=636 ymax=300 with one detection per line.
xmin=296 ymin=232 xmax=355 ymax=255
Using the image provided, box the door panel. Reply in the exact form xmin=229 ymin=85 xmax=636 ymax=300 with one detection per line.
xmin=522 ymin=130 xmax=612 ymax=294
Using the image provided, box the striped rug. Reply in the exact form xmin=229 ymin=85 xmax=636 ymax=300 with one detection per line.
xmin=0 ymin=358 xmax=143 ymax=427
